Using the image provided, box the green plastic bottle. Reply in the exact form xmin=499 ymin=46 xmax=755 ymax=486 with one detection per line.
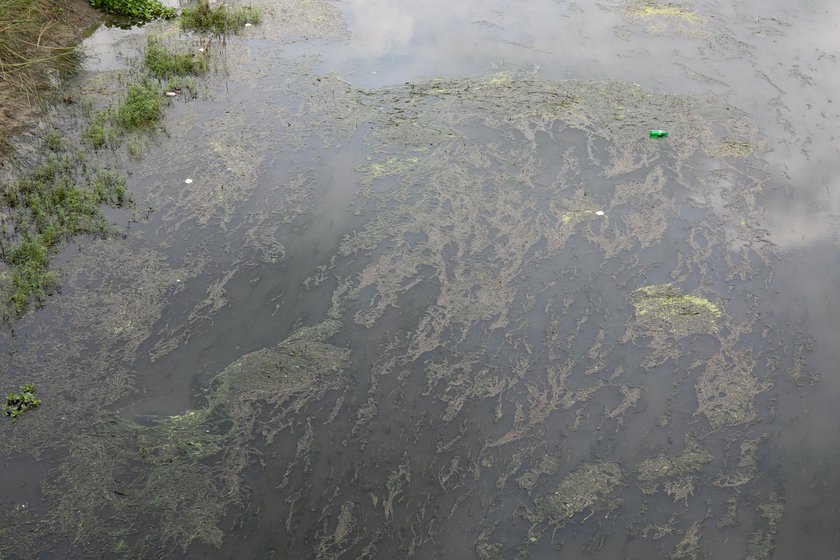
xmin=649 ymin=130 xmax=668 ymax=138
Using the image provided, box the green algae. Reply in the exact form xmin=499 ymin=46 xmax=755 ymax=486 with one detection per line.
xmin=695 ymin=350 xmax=771 ymax=429
xmin=363 ymin=156 xmax=421 ymax=179
xmin=746 ymin=493 xmax=784 ymax=560
xmin=630 ymin=2 xmax=702 ymax=22
xmin=636 ymin=436 xmax=712 ymax=502
xmin=634 ymin=284 xmax=721 ymax=330
xmin=627 ymin=1 xmax=706 ymax=38
xmin=534 ymin=462 xmax=625 ymax=526
xmin=670 ymin=522 xmax=702 ymax=559
xmin=42 ymin=320 xmax=349 ymax=556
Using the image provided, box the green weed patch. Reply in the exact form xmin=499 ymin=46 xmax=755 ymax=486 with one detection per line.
xmin=144 ymin=38 xmax=207 ymax=79
xmin=1 ymin=154 xmax=130 ymax=317
xmin=181 ymin=0 xmax=261 ymax=35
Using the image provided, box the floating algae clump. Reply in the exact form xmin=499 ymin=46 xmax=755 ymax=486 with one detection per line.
xmin=633 ymin=284 xmax=721 ymax=336
xmin=630 ymin=2 xmax=702 ymax=22
xmin=696 ymin=349 xmax=771 ymax=428
xmin=636 ymin=436 xmax=712 ymax=502
xmin=364 ymin=156 xmax=422 ymax=179
xmin=627 ymin=1 xmax=705 ymax=38
xmin=535 ymin=462 xmax=624 ymax=526
xmin=43 ymin=321 xmax=349 ymax=556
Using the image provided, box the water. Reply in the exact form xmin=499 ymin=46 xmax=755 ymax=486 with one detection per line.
xmin=2 ymin=1 xmax=840 ymax=558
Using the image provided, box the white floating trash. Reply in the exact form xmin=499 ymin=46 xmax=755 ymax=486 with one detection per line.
xmin=595 ymin=210 xmax=605 ymax=216
xmin=184 ymin=178 xmax=193 ymax=184
xmin=165 ymin=91 xmax=178 ymax=97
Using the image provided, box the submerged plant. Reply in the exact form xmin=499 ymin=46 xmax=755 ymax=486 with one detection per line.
xmin=3 ymin=383 xmax=40 ymax=423
xmin=181 ymin=0 xmax=261 ymax=35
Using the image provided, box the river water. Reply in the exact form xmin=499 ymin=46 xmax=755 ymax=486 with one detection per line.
xmin=2 ymin=1 xmax=839 ymax=558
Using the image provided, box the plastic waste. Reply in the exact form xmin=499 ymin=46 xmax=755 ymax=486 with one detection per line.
xmin=649 ymin=130 xmax=668 ymax=138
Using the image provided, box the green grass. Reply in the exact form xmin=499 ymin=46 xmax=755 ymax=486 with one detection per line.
xmin=144 ymin=37 xmax=207 ymax=79
xmin=0 ymin=153 xmax=131 ymax=318
xmin=115 ymin=79 xmax=162 ymax=129
xmin=43 ymin=130 xmax=61 ymax=151
xmin=83 ymin=79 xmax=163 ymax=148
xmin=181 ymin=0 xmax=261 ymax=35
xmin=87 ymin=0 xmax=176 ymax=23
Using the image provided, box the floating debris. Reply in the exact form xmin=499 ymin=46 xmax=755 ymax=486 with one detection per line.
xmin=165 ymin=91 xmax=178 ymax=97
xmin=184 ymin=178 xmax=193 ymax=184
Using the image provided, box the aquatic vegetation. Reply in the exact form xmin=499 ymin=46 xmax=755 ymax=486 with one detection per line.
xmin=627 ymin=1 xmax=705 ymax=38
xmin=534 ymin=462 xmax=625 ymax=526
xmin=364 ymin=156 xmax=421 ymax=179
xmin=746 ymin=493 xmax=784 ymax=560
xmin=3 ymin=37 xmax=792 ymax=558
xmin=633 ymin=284 xmax=721 ymax=336
xmin=636 ymin=436 xmax=712 ymax=502
xmin=181 ymin=0 xmax=261 ymax=35
xmin=0 ymin=154 xmax=130 ymax=317
xmin=695 ymin=350 xmax=771 ymax=428
xmin=3 ymin=383 xmax=40 ymax=423
xmin=88 ymin=0 xmax=175 ymax=22
xmin=83 ymin=78 xmax=163 ymax=148
xmin=630 ymin=2 xmax=702 ymax=22
xmin=116 ymin=79 xmax=163 ymax=129
xmin=42 ymin=321 xmax=349 ymax=555
xmin=144 ymin=37 xmax=208 ymax=78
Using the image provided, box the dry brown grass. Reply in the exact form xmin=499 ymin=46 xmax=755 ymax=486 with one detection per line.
xmin=0 ymin=0 xmax=98 ymax=158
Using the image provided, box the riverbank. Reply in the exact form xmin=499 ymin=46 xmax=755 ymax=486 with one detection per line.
xmin=0 ymin=0 xmax=99 ymax=161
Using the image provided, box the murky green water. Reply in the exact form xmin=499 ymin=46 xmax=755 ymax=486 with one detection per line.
xmin=2 ymin=1 xmax=840 ymax=558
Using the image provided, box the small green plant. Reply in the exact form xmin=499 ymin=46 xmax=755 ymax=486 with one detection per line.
xmin=44 ymin=130 xmax=62 ymax=151
xmin=82 ymin=112 xmax=113 ymax=149
xmin=3 ymin=383 xmax=40 ymax=423
xmin=144 ymin=38 xmax=207 ymax=78
xmin=181 ymin=0 xmax=261 ymax=35
xmin=87 ymin=0 xmax=176 ymax=23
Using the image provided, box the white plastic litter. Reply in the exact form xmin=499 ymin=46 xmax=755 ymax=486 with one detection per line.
xmin=595 ymin=210 xmax=605 ymax=216
xmin=165 ymin=91 xmax=178 ymax=97
xmin=184 ymin=178 xmax=193 ymax=184
xmin=245 ymin=22 xmax=252 ymax=27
